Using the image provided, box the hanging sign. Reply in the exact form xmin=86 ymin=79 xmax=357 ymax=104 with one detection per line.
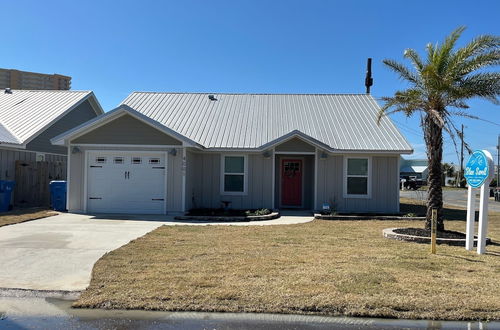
xmin=464 ymin=150 xmax=491 ymax=188
xmin=465 ymin=150 xmax=494 ymax=255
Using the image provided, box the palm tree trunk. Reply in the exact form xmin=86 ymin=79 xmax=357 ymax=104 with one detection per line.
xmin=424 ymin=115 xmax=444 ymax=231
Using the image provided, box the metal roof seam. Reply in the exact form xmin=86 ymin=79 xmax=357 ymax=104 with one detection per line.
xmin=120 ymin=93 xmax=412 ymax=152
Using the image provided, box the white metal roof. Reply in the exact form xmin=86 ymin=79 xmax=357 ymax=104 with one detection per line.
xmin=0 ymin=90 xmax=102 ymax=146
xmin=0 ymin=122 xmax=20 ymax=144
xmin=121 ymin=92 xmax=413 ymax=152
xmin=400 ymin=165 xmax=428 ymax=173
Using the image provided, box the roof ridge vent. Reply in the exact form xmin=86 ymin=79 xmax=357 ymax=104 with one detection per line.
xmin=208 ymin=94 xmax=217 ymax=101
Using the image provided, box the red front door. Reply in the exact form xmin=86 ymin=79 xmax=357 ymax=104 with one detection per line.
xmin=281 ymin=159 xmax=302 ymax=206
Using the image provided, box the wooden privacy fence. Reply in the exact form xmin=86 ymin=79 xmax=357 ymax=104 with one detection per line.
xmin=14 ymin=160 xmax=66 ymax=207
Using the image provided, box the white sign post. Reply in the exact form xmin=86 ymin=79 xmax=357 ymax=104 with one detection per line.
xmin=464 ymin=150 xmax=494 ymax=255
xmin=465 ymin=186 xmax=476 ymax=251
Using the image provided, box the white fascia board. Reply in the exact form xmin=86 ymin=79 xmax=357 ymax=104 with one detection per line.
xmin=0 ymin=143 xmax=26 ymax=150
xmin=87 ymin=92 xmax=105 ymax=115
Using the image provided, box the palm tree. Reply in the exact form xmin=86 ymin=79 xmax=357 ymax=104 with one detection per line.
xmin=379 ymin=27 xmax=500 ymax=231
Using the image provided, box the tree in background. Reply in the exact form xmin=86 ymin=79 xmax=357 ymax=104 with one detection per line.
xmin=442 ymin=162 xmax=455 ymax=186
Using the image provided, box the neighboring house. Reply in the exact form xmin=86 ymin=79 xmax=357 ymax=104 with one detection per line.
xmin=52 ymin=93 xmax=413 ymax=215
xmin=399 ymin=158 xmax=428 ymax=180
xmin=0 ymin=89 xmax=103 ymax=181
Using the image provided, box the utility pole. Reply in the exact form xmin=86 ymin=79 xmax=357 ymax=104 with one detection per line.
xmin=460 ymin=124 xmax=464 ymax=187
xmin=365 ymin=58 xmax=373 ymax=94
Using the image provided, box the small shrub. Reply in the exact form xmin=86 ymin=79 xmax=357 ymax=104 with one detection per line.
xmin=403 ymin=212 xmax=417 ymax=217
xmin=245 ymin=208 xmax=271 ymax=216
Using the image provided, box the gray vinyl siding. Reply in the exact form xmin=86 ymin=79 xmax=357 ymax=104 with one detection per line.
xmin=72 ymin=114 xmax=182 ymax=145
xmin=0 ymin=148 xmax=66 ymax=181
xmin=275 ymin=137 xmax=315 ymax=152
xmin=68 ymin=149 xmax=84 ymax=212
xmin=316 ymin=153 xmax=399 ymax=213
xmin=185 ymin=150 xmax=197 ymax=210
xmin=167 ymin=148 xmax=183 ymax=213
xmin=67 ymin=146 xmax=183 ymax=214
xmin=26 ymin=99 xmax=98 ymax=155
xmin=185 ymin=151 xmax=273 ymax=210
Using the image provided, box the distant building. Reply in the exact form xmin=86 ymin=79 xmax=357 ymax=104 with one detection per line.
xmin=400 ymin=158 xmax=428 ymax=180
xmin=0 ymin=68 xmax=71 ymax=90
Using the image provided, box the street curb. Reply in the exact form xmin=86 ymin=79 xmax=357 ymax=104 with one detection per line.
xmin=0 ymin=287 xmax=82 ymax=300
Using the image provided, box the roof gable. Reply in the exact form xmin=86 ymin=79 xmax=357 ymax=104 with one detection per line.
xmin=274 ymin=136 xmax=316 ymax=153
xmin=51 ymin=105 xmax=199 ymax=147
xmin=0 ymin=90 xmax=103 ymax=146
xmin=72 ymin=114 xmax=182 ymax=145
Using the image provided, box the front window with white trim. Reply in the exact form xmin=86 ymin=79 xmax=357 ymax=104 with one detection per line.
xmin=344 ymin=157 xmax=371 ymax=198
xmin=221 ymin=155 xmax=247 ymax=194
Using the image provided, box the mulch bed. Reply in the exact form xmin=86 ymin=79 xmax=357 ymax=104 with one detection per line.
xmin=187 ymin=208 xmax=271 ymax=217
xmin=394 ymin=228 xmax=467 ymax=239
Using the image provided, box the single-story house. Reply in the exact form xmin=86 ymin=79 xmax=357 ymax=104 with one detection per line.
xmin=0 ymin=89 xmax=103 ymax=206
xmin=0 ymin=89 xmax=103 ymax=178
xmin=51 ymin=93 xmax=413 ymax=215
xmin=399 ymin=158 xmax=428 ymax=180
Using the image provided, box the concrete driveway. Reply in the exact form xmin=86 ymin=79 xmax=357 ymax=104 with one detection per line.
xmin=0 ymin=214 xmax=165 ymax=291
xmin=0 ymin=213 xmax=313 ymax=292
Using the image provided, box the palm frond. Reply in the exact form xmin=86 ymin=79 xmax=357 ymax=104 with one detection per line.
xmin=447 ymin=111 xmax=479 ymax=120
xmin=457 ymin=50 xmax=500 ymax=75
xmin=377 ymin=89 xmax=424 ymax=123
xmin=453 ymin=72 xmax=500 ymax=104
xmin=442 ymin=123 xmax=461 ymax=162
xmin=403 ymin=48 xmax=424 ymax=71
xmin=455 ymin=34 xmax=500 ymax=61
xmin=382 ymin=59 xmax=421 ymax=85
xmin=436 ymin=26 xmax=466 ymax=76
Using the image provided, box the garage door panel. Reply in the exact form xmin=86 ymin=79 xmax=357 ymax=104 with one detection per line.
xmin=87 ymin=152 xmax=166 ymax=214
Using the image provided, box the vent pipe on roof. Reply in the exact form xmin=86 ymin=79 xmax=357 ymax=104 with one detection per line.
xmin=4 ymin=88 xmax=12 ymax=94
xmin=208 ymin=94 xmax=217 ymax=101
xmin=365 ymin=58 xmax=373 ymax=94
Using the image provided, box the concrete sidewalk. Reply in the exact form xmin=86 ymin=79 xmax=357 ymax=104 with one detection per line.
xmin=0 ymin=213 xmax=313 ymax=292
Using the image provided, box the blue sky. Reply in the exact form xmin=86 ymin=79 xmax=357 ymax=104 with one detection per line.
xmin=1 ymin=0 xmax=499 ymax=164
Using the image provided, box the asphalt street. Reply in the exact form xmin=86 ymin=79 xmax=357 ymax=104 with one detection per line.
xmin=0 ymin=295 xmax=495 ymax=330
xmin=400 ymin=188 xmax=500 ymax=213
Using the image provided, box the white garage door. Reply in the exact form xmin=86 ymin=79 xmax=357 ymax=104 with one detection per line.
xmin=87 ymin=152 xmax=166 ymax=214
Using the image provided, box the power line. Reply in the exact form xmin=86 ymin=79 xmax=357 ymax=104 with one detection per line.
xmin=392 ymin=119 xmax=454 ymax=143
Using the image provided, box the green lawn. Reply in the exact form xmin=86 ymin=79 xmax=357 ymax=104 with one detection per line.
xmin=74 ymin=200 xmax=500 ymax=321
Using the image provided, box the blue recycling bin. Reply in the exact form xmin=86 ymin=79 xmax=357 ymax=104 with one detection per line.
xmin=49 ymin=180 xmax=67 ymax=212
xmin=0 ymin=180 xmax=15 ymax=212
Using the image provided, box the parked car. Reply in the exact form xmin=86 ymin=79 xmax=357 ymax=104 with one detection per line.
xmin=400 ymin=176 xmax=426 ymax=190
